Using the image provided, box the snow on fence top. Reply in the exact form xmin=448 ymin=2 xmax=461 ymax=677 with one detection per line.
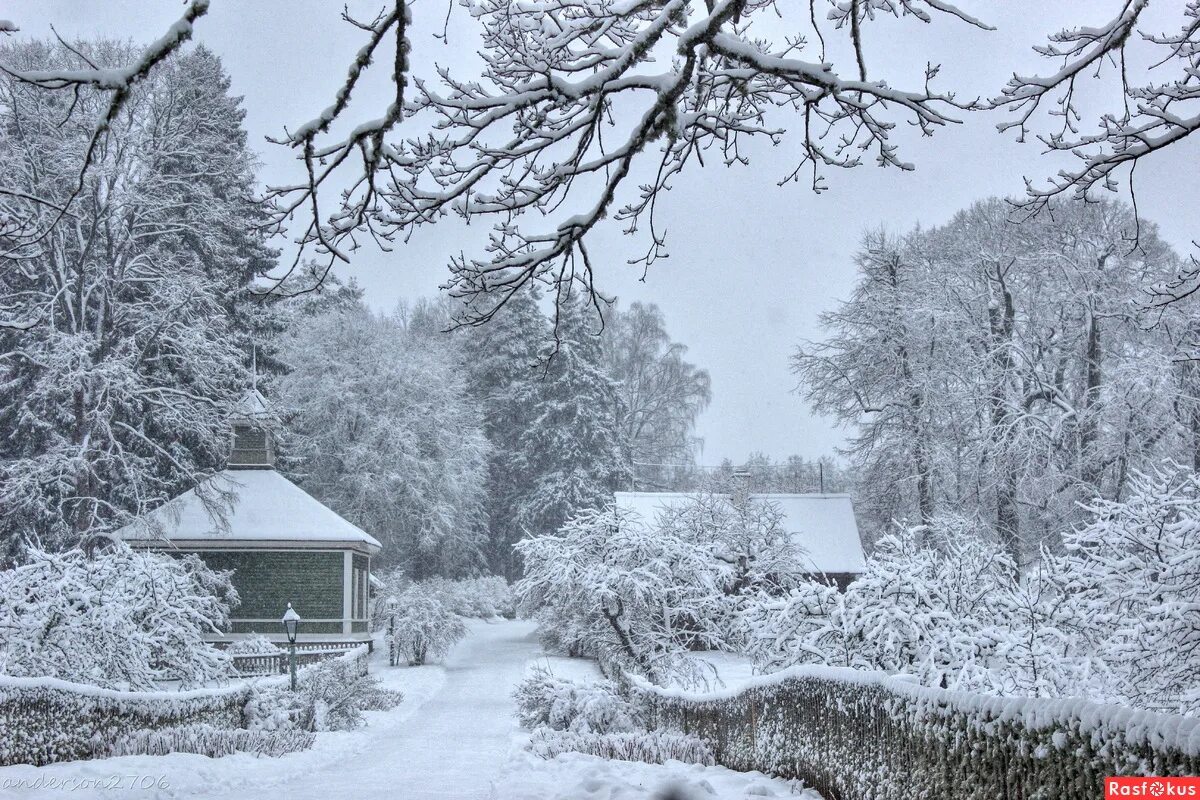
xmin=613 ymin=491 xmax=866 ymax=574
xmin=632 ymin=664 xmax=1200 ymax=755
xmin=117 ymin=468 xmax=382 ymax=550
xmin=631 ymin=664 xmax=1200 ymax=799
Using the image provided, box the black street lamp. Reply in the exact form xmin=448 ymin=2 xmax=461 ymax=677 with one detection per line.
xmin=386 ymin=595 xmax=398 ymax=667
xmin=281 ymin=602 xmax=301 ymax=691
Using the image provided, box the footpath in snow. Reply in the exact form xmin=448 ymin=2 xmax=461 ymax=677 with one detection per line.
xmin=0 ymin=619 xmax=812 ymax=799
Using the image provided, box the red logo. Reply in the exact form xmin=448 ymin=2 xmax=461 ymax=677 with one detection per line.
xmin=1106 ymin=778 xmax=1200 ymax=798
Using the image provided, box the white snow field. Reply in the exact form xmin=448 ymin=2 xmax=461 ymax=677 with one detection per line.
xmin=0 ymin=620 xmax=812 ymax=799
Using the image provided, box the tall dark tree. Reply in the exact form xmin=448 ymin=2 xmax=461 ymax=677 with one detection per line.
xmin=0 ymin=42 xmax=273 ymax=552
xmin=516 ymin=296 xmax=629 ymax=543
xmin=460 ymin=288 xmax=551 ymax=576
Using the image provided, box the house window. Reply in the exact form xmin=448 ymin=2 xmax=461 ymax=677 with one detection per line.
xmin=351 ymin=565 xmax=368 ymax=620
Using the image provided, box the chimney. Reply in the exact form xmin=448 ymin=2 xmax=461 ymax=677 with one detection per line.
xmin=731 ymin=469 xmax=752 ymax=508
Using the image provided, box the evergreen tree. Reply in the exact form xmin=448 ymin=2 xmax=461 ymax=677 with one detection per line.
xmin=460 ymin=288 xmax=551 ymax=577
xmin=516 ymin=297 xmax=628 ymax=541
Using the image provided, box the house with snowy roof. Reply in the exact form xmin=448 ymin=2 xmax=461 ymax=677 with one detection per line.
xmin=613 ymin=491 xmax=866 ymax=588
xmin=118 ymin=389 xmax=381 ymax=647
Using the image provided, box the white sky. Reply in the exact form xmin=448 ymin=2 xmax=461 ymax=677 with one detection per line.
xmin=8 ymin=1 xmax=1198 ymax=464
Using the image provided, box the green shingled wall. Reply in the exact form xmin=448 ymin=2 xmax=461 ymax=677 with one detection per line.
xmin=183 ymin=550 xmax=344 ymax=624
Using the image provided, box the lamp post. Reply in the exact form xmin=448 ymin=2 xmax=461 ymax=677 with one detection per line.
xmin=386 ymin=595 xmax=398 ymax=667
xmin=282 ymin=602 xmax=301 ymax=691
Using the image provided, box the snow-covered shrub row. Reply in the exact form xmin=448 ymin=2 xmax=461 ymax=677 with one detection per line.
xmin=372 ymin=572 xmax=514 ymax=629
xmin=515 ymin=495 xmax=809 ymax=684
xmin=0 ymin=542 xmax=237 ymax=690
xmin=244 ymin=645 xmax=400 ymax=732
xmin=526 ymin=728 xmax=714 ymax=766
xmin=429 ymin=576 xmax=515 ymax=619
xmin=0 ymin=676 xmax=249 ymax=766
xmin=225 ymin=635 xmax=284 ymax=657
xmin=514 ymin=667 xmax=641 ymax=734
xmin=385 ymin=587 xmax=468 ymax=666
xmin=743 ymin=466 xmax=1200 ymax=716
xmin=94 ymin=723 xmax=314 ymax=759
xmin=632 ymin=667 xmax=1200 ymax=800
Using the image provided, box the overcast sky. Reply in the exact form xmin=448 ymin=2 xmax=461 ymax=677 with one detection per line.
xmin=8 ymin=1 xmax=1198 ymax=464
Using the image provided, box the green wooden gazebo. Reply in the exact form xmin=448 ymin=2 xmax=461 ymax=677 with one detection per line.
xmin=119 ymin=389 xmax=381 ymax=646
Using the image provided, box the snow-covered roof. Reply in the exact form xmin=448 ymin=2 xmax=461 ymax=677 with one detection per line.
xmin=613 ymin=491 xmax=866 ymax=574
xmin=119 ymin=469 xmax=381 ymax=553
xmin=750 ymin=493 xmax=866 ymax=574
xmin=612 ymin=491 xmax=705 ymax=525
xmin=232 ymin=388 xmax=272 ymax=420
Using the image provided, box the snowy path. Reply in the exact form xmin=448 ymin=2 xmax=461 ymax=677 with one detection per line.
xmin=257 ymin=617 xmax=541 ymax=800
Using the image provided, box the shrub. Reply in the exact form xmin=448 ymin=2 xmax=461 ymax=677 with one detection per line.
xmin=95 ymin=724 xmax=314 ymax=759
xmin=388 ymin=589 xmax=467 ymax=665
xmin=514 ymin=667 xmax=640 ymax=734
xmin=244 ymin=649 xmax=401 ymax=733
xmin=226 ymin=635 xmax=283 ymax=657
xmin=373 ymin=572 xmax=515 ymax=628
xmin=526 ymin=728 xmax=714 ymax=765
xmin=0 ymin=542 xmax=237 ymax=689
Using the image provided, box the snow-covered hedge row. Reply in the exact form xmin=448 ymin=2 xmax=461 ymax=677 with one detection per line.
xmin=95 ymin=724 xmax=314 ymax=759
xmin=632 ymin=666 xmax=1200 ymax=799
xmin=527 ymin=728 xmax=714 ymax=765
xmin=0 ymin=676 xmax=249 ymax=767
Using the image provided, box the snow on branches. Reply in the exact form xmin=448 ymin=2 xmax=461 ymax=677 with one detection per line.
xmin=515 ymin=493 xmax=809 ymax=683
xmin=744 ymin=471 xmax=1200 ymax=716
xmin=0 ymin=542 xmax=237 ymax=690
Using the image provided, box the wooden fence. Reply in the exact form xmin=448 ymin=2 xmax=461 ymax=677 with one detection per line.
xmin=230 ymin=644 xmax=365 ymax=677
xmin=632 ymin=667 xmax=1200 ymax=800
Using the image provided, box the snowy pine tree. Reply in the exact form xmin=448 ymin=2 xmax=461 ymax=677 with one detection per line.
xmin=516 ymin=297 xmax=628 ymax=540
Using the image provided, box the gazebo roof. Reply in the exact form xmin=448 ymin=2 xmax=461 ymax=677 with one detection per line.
xmin=119 ymin=469 xmax=382 ymax=554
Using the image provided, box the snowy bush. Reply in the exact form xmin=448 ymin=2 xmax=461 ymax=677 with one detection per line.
xmin=743 ymin=520 xmax=1013 ymax=693
xmin=1046 ymin=464 xmax=1200 ymax=715
xmin=517 ymin=500 xmax=788 ymax=685
xmin=526 ymin=728 xmax=714 ymax=766
xmin=405 ymin=575 xmax=514 ymax=619
xmin=0 ymin=676 xmax=249 ymax=766
xmin=95 ymin=724 xmax=314 ymax=759
xmin=0 ymin=542 xmax=237 ymax=689
xmin=514 ymin=667 xmax=640 ymax=734
xmin=226 ymin=635 xmax=283 ymax=657
xmin=372 ymin=573 xmax=514 ymax=631
xmin=387 ymin=587 xmax=467 ymax=666
xmin=244 ymin=647 xmax=400 ymax=733
xmin=633 ymin=667 xmax=1200 ymax=800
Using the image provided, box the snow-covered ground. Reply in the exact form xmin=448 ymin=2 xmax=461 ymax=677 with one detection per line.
xmin=0 ymin=620 xmax=813 ymax=799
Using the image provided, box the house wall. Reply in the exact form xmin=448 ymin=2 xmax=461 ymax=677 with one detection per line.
xmin=183 ymin=550 xmax=346 ymax=635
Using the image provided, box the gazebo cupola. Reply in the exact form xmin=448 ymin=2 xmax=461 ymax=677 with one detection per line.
xmin=229 ymin=387 xmax=275 ymax=469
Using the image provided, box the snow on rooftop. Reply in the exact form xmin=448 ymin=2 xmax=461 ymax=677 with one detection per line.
xmin=751 ymin=493 xmax=866 ymax=574
xmin=118 ymin=469 xmax=381 ymax=552
xmin=232 ymin=387 xmax=272 ymax=420
xmin=613 ymin=491 xmax=866 ymax=574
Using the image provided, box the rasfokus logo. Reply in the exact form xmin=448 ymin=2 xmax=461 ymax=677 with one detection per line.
xmin=1106 ymin=777 xmax=1200 ymax=798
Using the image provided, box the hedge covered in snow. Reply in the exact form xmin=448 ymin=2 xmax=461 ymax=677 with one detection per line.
xmin=527 ymin=728 xmax=714 ymax=765
xmin=632 ymin=666 xmax=1200 ymax=799
xmin=0 ymin=644 xmax=374 ymax=766
xmin=95 ymin=723 xmax=314 ymax=759
xmin=0 ymin=675 xmax=249 ymax=766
